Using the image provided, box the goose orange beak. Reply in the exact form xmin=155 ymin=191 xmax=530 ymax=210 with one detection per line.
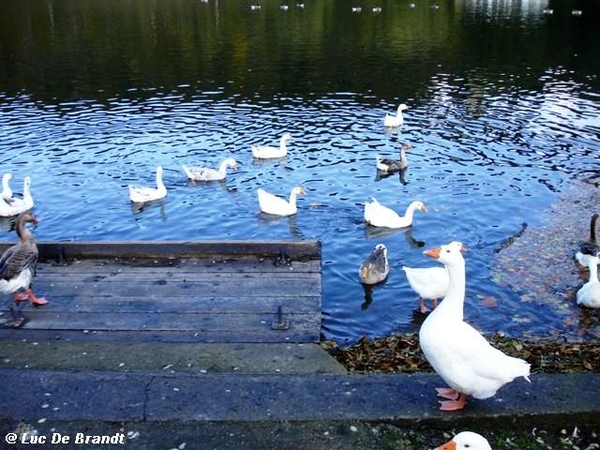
xmin=434 ymin=440 xmax=456 ymax=450
xmin=423 ymin=247 xmax=440 ymax=259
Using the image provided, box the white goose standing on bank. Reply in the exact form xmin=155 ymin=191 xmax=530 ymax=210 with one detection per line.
xmin=182 ymin=158 xmax=237 ymax=181
xmin=257 ymin=186 xmax=305 ymax=216
xmin=418 ymin=241 xmax=530 ymax=411
xmin=364 ymin=198 xmax=427 ymax=228
xmin=129 ymin=166 xmax=167 ymax=203
xmin=251 ymin=133 xmax=293 ymax=159
xmin=576 ymin=254 xmax=600 ymax=308
xmin=435 ymin=431 xmax=492 ymax=450
xmin=383 ymin=103 xmax=409 ymax=128
xmin=0 ymin=176 xmax=34 ymax=218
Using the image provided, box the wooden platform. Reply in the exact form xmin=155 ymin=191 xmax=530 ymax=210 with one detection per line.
xmin=0 ymin=240 xmax=322 ymax=343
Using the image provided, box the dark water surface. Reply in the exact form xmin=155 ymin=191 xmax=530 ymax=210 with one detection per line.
xmin=1 ymin=0 xmax=599 ymax=343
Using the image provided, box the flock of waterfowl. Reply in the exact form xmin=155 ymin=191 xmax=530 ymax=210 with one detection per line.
xmin=0 ymin=97 xmax=597 ymax=447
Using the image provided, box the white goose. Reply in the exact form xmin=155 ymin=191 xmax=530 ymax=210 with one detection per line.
xmin=383 ymin=103 xmax=409 ymax=128
xmin=257 ymin=186 xmax=305 ymax=216
xmin=1 ymin=173 xmax=13 ymax=200
xmin=182 ymin=158 xmax=237 ymax=181
xmin=359 ymin=244 xmax=389 ymax=285
xmin=0 ymin=177 xmax=34 ymax=218
xmin=128 ymin=166 xmax=167 ymax=203
xmin=364 ymin=198 xmax=427 ymax=228
xmin=576 ymin=254 xmax=600 ymax=308
xmin=419 ymin=241 xmax=530 ymax=411
xmin=251 ymin=133 xmax=293 ymax=159
xmin=403 ymin=241 xmax=465 ymax=313
xmin=435 ymin=431 xmax=492 ymax=450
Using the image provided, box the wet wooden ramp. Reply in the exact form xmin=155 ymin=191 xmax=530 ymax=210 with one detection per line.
xmin=0 ymin=240 xmax=322 ymax=343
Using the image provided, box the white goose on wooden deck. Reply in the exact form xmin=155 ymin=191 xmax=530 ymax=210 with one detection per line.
xmin=418 ymin=241 xmax=530 ymax=411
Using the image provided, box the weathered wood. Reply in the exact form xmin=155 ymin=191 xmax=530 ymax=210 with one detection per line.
xmin=1 ymin=241 xmax=322 ymax=343
xmin=0 ymin=240 xmax=321 ymax=262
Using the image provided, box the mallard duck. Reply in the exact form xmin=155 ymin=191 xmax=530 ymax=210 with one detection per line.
xmin=403 ymin=241 xmax=464 ymax=313
xmin=364 ymin=198 xmax=427 ymax=228
xmin=383 ymin=104 xmax=409 ymax=128
xmin=257 ymin=186 xmax=305 ymax=216
xmin=435 ymin=432 xmax=492 ymax=450
xmin=575 ymin=213 xmax=599 ymax=267
xmin=1 ymin=173 xmax=13 ymax=200
xmin=576 ymin=254 xmax=600 ymax=308
xmin=376 ymin=144 xmax=412 ymax=173
xmin=0 ymin=212 xmax=48 ymax=307
xmin=419 ymin=241 xmax=530 ymax=411
xmin=252 ymin=133 xmax=293 ymax=159
xmin=182 ymin=158 xmax=237 ymax=181
xmin=0 ymin=176 xmax=34 ymax=218
xmin=129 ymin=166 xmax=167 ymax=203
xmin=359 ymin=244 xmax=389 ymax=285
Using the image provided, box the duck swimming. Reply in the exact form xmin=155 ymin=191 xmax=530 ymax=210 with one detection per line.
xmin=364 ymin=198 xmax=427 ymax=229
xmin=251 ymin=133 xmax=293 ymax=159
xmin=383 ymin=104 xmax=409 ymax=128
xmin=182 ymin=158 xmax=237 ymax=181
xmin=128 ymin=166 xmax=167 ymax=203
xmin=575 ymin=213 xmax=599 ymax=267
xmin=359 ymin=244 xmax=389 ymax=285
xmin=376 ymin=144 xmax=412 ymax=173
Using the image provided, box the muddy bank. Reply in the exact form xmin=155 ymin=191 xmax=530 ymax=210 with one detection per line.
xmin=492 ymin=179 xmax=600 ymax=340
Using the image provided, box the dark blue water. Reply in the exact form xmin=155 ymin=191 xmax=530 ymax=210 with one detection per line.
xmin=0 ymin=0 xmax=599 ymax=343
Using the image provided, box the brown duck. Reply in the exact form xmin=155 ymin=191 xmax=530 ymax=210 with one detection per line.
xmin=0 ymin=212 xmax=48 ymax=306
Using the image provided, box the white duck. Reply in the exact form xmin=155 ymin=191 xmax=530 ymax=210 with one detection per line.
xmin=251 ymin=133 xmax=293 ymax=159
xmin=575 ymin=213 xmax=599 ymax=267
xmin=576 ymin=254 xmax=600 ymax=308
xmin=182 ymin=158 xmax=237 ymax=182
xmin=257 ymin=186 xmax=305 ymax=216
xmin=129 ymin=166 xmax=167 ymax=203
xmin=403 ymin=241 xmax=465 ymax=313
xmin=0 ymin=212 xmax=48 ymax=306
xmin=419 ymin=241 xmax=530 ymax=411
xmin=1 ymin=173 xmax=13 ymax=200
xmin=0 ymin=176 xmax=34 ymax=218
xmin=376 ymin=144 xmax=412 ymax=173
xmin=359 ymin=244 xmax=389 ymax=285
xmin=383 ymin=103 xmax=409 ymax=128
xmin=435 ymin=431 xmax=492 ymax=450
xmin=364 ymin=198 xmax=427 ymax=228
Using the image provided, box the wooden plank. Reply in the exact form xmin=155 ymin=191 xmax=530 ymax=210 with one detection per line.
xmin=0 ymin=240 xmax=321 ymax=262
xmin=27 ymin=295 xmax=320 ymax=314
xmin=19 ymin=311 xmax=321 ymax=333
xmin=36 ymin=258 xmax=321 ymax=274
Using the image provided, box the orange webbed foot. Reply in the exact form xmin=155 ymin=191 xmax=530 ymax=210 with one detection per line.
xmin=438 ymin=393 xmax=466 ymax=411
xmin=435 ymin=387 xmax=459 ymax=400
xmin=14 ymin=292 xmax=29 ymax=302
xmin=27 ymin=289 xmax=48 ymax=306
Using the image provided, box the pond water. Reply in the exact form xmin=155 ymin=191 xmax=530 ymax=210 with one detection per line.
xmin=0 ymin=0 xmax=599 ymax=344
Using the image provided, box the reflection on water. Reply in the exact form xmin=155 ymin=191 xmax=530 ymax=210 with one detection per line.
xmin=0 ymin=0 xmax=599 ymax=343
